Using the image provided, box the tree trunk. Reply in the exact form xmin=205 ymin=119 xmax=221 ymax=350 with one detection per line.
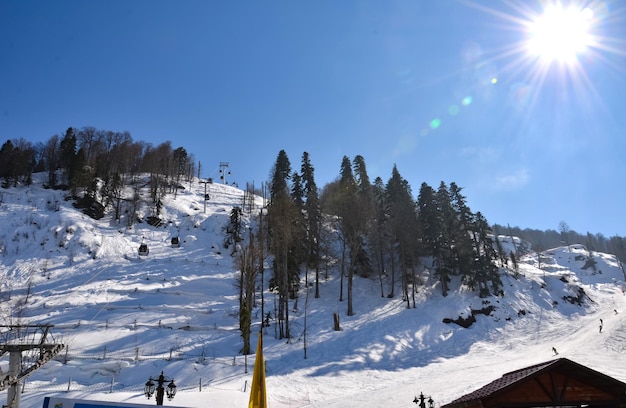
xmin=387 ymin=252 xmax=396 ymax=298
xmin=339 ymin=239 xmax=345 ymax=302
xmin=347 ymin=260 xmax=354 ymax=316
xmin=315 ymin=237 xmax=321 ymax=298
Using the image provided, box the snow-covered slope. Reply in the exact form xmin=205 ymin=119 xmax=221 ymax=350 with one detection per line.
xmin=0 ymin=175 xmax=624 ymax=408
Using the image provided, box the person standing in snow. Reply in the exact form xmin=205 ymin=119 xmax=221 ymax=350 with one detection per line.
xmin=552 ymin=347 xmax=558 ymax=355
xmin=599 ymin=319 xmax=603 ymax=333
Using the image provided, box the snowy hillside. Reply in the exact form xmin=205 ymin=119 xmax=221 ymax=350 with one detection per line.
xmin=0 ymin=175 xmax=625 ymax=408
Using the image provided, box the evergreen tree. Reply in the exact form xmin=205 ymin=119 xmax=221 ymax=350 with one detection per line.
xmin=416 ymin=183 xmax=437 ymax=255
xmin=291 ymin=172 xmax=304 ymax=208
xmin=0 ymin=140 xmax=16 ymax=187
xmin=301 ymin=152 xmax=322 ymax=298
xmin=370 ymin=177 xmax=389 ymax=297
xmin=289 ymin=171 xmax=307 ymax=287
xmin=337 ymin=156 xmax=360 ymax=315
xmin=433 ymin=182 xmax=455 ymax=296
xmin=448 ymin=182 xmax=476 ymax=283
xmin=353 ymin=155 xmax=372 ymax=200
xmin=470 ymin=212 xmax=502 ymax=297
xmin=59 ymin=127 xmax=77 ymax=187
xmin=270 ymin=150 xmax=291 ymax=198
xmin=352 ymin=155 xmax=374 ymax=278
xmin=70 ymin=147 xmax=88 ymax=195
xmin=228 ymin=206 xmax=244 ymax=250
xmin=0 ymin=139 xmax=36 ymax=187
xmin=267 ymin=150 xmax=296 ymax=339
xmin=386 ymin=165 xmax=418 ymax=307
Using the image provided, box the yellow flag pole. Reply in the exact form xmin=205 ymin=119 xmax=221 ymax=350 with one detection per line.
xmin=248 ymin=331 xmax=267 ymax=408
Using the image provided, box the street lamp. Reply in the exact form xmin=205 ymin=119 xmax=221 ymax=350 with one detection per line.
xmin=144 ymin=371 xmax=177 ymax=406
xmin=413 ymin=392 xmax=435 ymax=408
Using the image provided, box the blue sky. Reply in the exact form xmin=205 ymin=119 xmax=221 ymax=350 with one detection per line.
xmin=1 ymin=1 xmax=625 ymax=236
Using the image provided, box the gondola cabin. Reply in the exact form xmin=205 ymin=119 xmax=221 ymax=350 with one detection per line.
xmin=138 ymin=243 xmax=149 ymax=256
xmin=171 ymin=237 xmax=180 ymax=248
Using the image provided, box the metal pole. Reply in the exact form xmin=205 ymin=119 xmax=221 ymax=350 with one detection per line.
xmin=156 ymin=372 xmax=165 ymax=406
xmin=7 ymin=351 xmax=21 ymax=408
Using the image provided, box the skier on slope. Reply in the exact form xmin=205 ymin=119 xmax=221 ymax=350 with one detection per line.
xmin=599 ymin=319 xmax=603 ymax=333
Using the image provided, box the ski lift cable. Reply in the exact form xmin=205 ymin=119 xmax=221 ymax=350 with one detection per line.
xmin=54 ymin=178 xmax=216 ymax=347
xmin=56 ymin=237 xmax=158 ymax=347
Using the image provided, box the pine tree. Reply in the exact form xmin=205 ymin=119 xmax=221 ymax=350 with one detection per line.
xmin=300 ymin=152 xmax=322 ymax=298
xmin=291 ymin=172 xmax=304 ymax=208
xmin=228 ymin=206 xmax=244 ymax=250
xmin=434 ymin=182 xmax=455 ymax=296
xmin=370 ymin=177 xmax=389 ymax=297
xmin=471 ymin=212 xmax=502 ymax=297
xmin=386 ymin=165 xmax=418 ymax=307
xmin=352 ymin=155 xmax=374 ymax=278
xmin=353 ymin=155 xmax=371 ymax=200
xmin=267 ymin=150 xmax=296 ymax=339
xmin=448 ymin=182 xmax=476 ymax=284
xmin=59 ymin=127 xmax=77 ymax=188
xmin=289 ymin=171 xmax=307 ymax=289
xmin=0 ymin=140 xmax=16 ymax=187
xmin=337 ymin=156 xmax=359 ymax=315
xmin=416 ymin=183 xmax=436 ymax=256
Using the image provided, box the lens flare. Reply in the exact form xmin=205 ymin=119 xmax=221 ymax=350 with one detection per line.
xmin=458 ymin=0 xmax=624 ymax=118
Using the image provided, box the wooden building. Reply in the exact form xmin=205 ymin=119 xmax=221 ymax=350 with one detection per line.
xmin=441 ymin=358 xmax=626 ymax=408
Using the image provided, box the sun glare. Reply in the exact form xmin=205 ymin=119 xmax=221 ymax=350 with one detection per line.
xmin=423 ymin=0 xmax=624 ymax=137
xmin=527 ymin=5 xmax=594 ymax=64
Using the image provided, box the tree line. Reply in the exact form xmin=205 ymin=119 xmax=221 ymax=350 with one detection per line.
xmin=0 ymin=127 xmax=195 ymax=223
xmin=494 ymin=222 xmax=626 ymax=265
xmin=2 ymin=131 xmax=624 ymax=349
xmin=235 ymin=149 xmax=625 ymax=346
xmin=235 ymin=150 xmax=508 ymax=345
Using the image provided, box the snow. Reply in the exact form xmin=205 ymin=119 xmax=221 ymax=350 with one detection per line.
xmin=0 ymin=174 xmax=625 ymax=408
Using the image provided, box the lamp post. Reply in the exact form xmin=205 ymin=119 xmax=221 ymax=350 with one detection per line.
xmin=413 ymin=392 xmax=435 ymax=408
xmin=144 ymin=371 xmax=177 ymax=406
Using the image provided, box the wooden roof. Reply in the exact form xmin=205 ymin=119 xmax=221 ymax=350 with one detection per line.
xmin=442 ymin=358 xmax=626 ymax=408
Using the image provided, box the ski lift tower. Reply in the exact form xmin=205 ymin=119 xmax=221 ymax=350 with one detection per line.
xmin=219 ymin=162 xmax=231 ymax=185
xmin=0 ymin=325 xmax=65 ymax=408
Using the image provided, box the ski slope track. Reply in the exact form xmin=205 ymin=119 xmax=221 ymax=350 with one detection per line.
xmin=0 ymin=174 xmax=625 ymax=407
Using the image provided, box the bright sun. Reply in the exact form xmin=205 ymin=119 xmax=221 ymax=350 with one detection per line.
xmin=459 ymin=0 xmax=624 ymax=118
xmin=527 ymin=5 xmax=594 ymax=64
